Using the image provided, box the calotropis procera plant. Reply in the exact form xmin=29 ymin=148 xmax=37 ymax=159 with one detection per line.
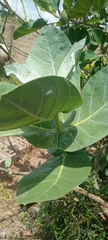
xmin=0 ymin=26 xmax=108 ymax=205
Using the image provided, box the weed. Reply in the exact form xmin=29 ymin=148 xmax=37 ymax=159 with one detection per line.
xmin=0 ymin=182 xmax=10 ymax=199
xmin=36 ymin=189 xmax=108 ymax=240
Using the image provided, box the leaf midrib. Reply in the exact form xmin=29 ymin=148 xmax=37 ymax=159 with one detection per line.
xmin=46 ymin=37 xmax=56 ymax=75
xmin=39 ymin=154 xmax=65 ymax=196
xmin=74 ymin=101 xmax=108 ymax=127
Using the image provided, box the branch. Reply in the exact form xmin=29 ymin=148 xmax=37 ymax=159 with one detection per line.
xmin=0 ymin=167 xmax=29 ymax=175
xmin=73 ymin=186 xmax=108 ymax=217
xmin=20 ymin=0 xmax=29 ymax=21
xmin=69 ymin=19 xmax=106 ymax=31
xmin=0 ymin=0 xmax=26 ymax=22
xmin=73 ymin=187 xmax=108 ymax=218
xmin=8 ymin=137 xmax=32 ymax=172
xmin=35 ymin=4 xmax=42 ymax=18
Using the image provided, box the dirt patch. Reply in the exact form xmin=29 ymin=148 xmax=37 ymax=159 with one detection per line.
xmin=0 ymin=147 xmax=50 ymax=239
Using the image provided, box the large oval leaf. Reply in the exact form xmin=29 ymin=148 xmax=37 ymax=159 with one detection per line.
xmin=0 ymin=76 xmax=83 ymax=131
xmin=16 ymin=150 xmax=91 ymax=204
xmin=61 ymin=66 xmax=108 ymax=151
xmin=5 ymin=26 xmax=85 ymax=83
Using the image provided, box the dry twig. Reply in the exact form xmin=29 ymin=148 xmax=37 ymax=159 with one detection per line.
xmin=8 ymin=137 xmax=32 ymax=172
xmin=73 ymin=186 xmax=108 ymax=218
xmin=0 ymin=167 xmax=29 ymax=175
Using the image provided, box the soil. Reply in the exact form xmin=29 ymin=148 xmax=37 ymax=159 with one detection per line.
xmin=0 ymin=147 xmax=50 ymax=239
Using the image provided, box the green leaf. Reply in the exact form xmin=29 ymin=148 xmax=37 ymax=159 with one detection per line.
xmin=20 ymin=121 xmax=77 ymax=150
xmin=63 ymin=0 xmax=72 ymax=10
xmin=16 ymin=150 xmax=91 ymax=204
xmin=61 ymin=66 xmax=108 ymax=152
xmin=5 ymin=62 xmax=40 ymax=83
xmin=33 ymin=0 xmax=60 ymax=13
xmin=14 ymin=19 xmax=47 ymax=40
xmin=105 ymin=168 xmax=108 ymax=176
xmin=80 ymin=50 xmax=100 ymax=63
xmin=89 ymin=29 xmax=106 ymax=45
xmin=0 ymin=76 xmax=83 ymax=131
xmin=67 ymin=27 xmax=89 ymax=45
xmin=68 ymin=0 xmax=93 ymax=18
xmin=87 ymin=18 xmax=101 ymax=24
xmin=0 ymin=82 xmax=17 ymax=97
xmin=0 ymin=128 xmax=23 ymax=137
xmin=103 ymin=0 xmax=108 ymax=8
xmin=60 ymin=10 xmax=68 ymax=24
xmin=67 ymin=65 xmax=81 ymax=90
xmin=57 ymin=38 xmax=86 ymax=77
xmin=5 ymin=26 xmax=85 ymax=83
xmin=92 ymin=0 xmax=106 ymax=13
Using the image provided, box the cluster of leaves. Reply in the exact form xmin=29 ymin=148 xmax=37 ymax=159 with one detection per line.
xmin=0 ymin=0 xmax=108 ymax=206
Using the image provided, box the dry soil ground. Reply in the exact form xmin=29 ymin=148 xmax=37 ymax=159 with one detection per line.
xmin=0 ymin=147 xmax=50 ymax=239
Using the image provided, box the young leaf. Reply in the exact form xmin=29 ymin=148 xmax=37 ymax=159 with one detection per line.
xmin=0 ymin=76 xmax=83 ymax=131
xmin=14 ymin=19 xmax=47 ymax=40
xmin=16 ymin=150 xmax=91 ymax=204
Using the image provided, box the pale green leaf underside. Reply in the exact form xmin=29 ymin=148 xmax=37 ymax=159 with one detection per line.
xmin=0 ymin=76 xmax=83 ymax=131
xmin=16 ymin=150 xmax=91 ymax=204
xmin=5 ymin=26 xmax=85 ymax=83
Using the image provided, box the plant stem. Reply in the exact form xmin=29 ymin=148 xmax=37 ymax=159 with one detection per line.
xmin=55 ymin=114 xmax=62 ymax=132
xmin=20 ymin=0 xmax=29 ymax=21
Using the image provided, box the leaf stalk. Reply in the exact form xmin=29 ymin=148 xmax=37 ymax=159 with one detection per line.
xmin=55 ymin=114 xmax=62 ymax=133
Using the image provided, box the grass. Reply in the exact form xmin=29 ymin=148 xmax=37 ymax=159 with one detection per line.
xmin=20 ymin=179 xmax=108 ymax=239
xmin=35 ymin=189 xmax=108 ymax=240
xmin=0 ymin=182 xmax=10 ymax=199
